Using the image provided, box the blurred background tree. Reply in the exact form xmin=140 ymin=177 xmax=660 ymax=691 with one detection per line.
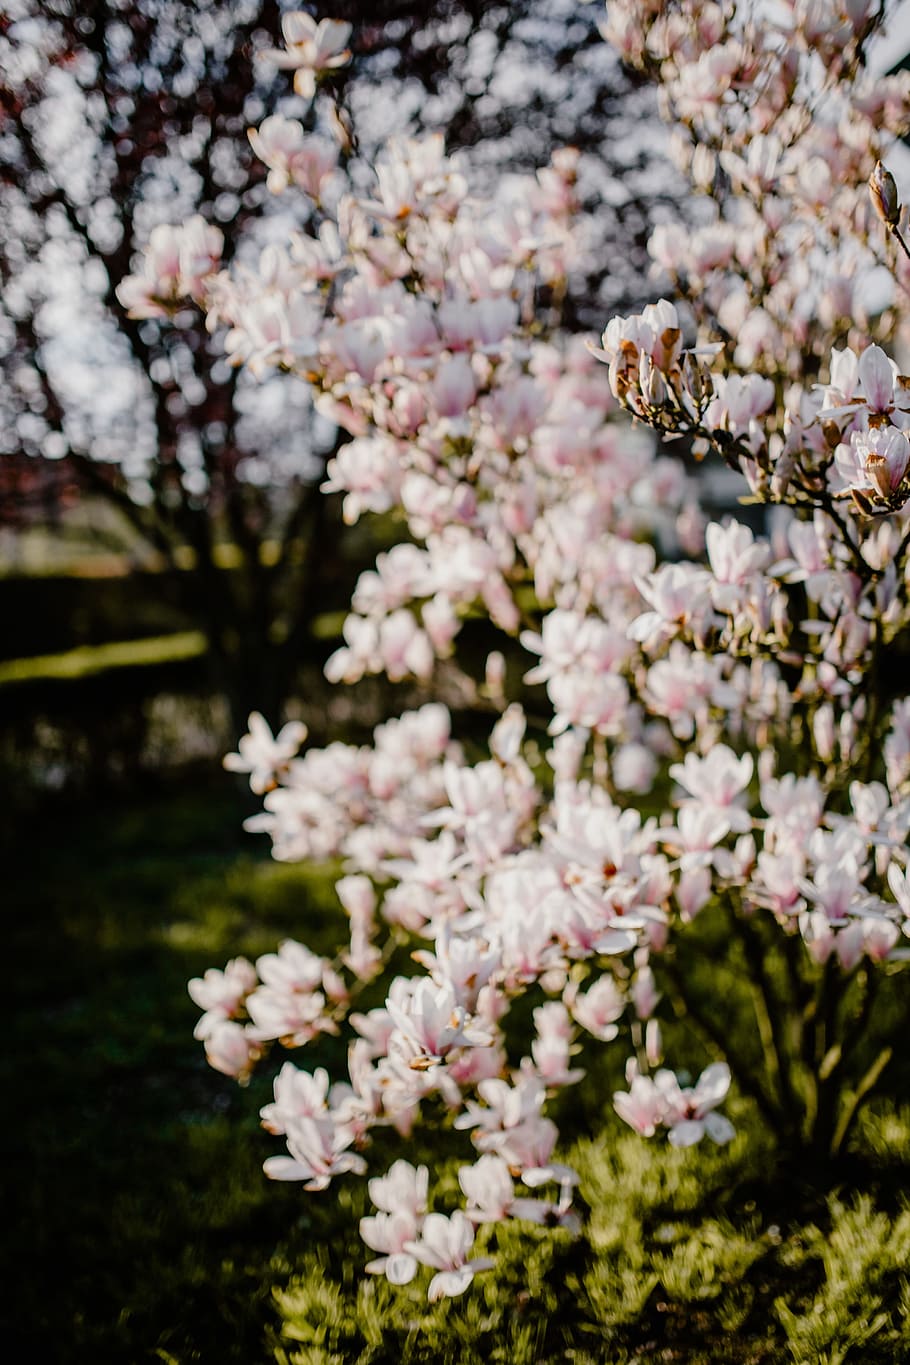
xmin=0 ymin=0 xmax=673 ymax=739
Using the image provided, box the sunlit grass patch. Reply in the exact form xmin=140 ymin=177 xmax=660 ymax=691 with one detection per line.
xmin=0 ymin=631 xmax=209 ymax=686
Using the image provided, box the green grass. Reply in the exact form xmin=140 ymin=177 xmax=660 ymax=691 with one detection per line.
xmin=269 ymin=1116 xmax=910 ymax=1364
xmin=3 ymin=781 xmax=344 ymax=1364
xmin=6 ymin=781 xmax=910 ymax=1363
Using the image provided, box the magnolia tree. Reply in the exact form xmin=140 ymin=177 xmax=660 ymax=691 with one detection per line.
xmin=122 ymin=0 xmax=910 ymax=1305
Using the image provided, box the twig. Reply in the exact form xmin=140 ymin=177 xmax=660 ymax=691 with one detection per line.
xmin=890 ymin=223 xmax=910 ymax=265
xmin=660 ymin=954 xmax=786 ymax=1130
xmin=830 ymin=1045 xmax=893 ymax=1158
xmin=732 ymin=906 xmax=801 ymax=1126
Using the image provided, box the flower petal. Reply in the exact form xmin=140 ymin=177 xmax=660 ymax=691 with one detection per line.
xmin=428 ymin=1268 xmax=474 ymax=1301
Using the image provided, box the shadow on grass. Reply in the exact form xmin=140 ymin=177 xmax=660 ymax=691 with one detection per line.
xmin=3 ymin=778 xmax=342 ymax=1365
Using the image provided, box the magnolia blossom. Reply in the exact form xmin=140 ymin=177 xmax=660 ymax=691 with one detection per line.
xmin=569 ymin=974 xmax=625 ymax=1041
xmin=361 ymin=1160 xmax=429 ymax=1284
xmin=405 ymin=1211 xmax=494 ymax=1301
xmin=202 ymin=1019 xmax=261 ymax=1081
xmin=260 ymin=1063 xmax=330 ymax=1134
xmin=670 ymin=748 xmax=754 ymax=833
xmin=614 ymin=1062 xmax=735 ymax=1147
xmin=248 ymin=118 xmax=339 ymax=198
xmin=188 ymin=957 xmax=257 ymax=1039
xmin=458 ymin=1153 xmax=569 ymax=1227
xmin=833 ymin=427 xmax=910 ymax=507
xmin=223 ymin=712 xmax=307 ymax=793
xmin=384 ymin=977 xmax=492 ymax=1069
xmin=704 ymin=374 xmax=775 ymax=438
xmin=117 ymin=216 xmax=222 ymax=318
xmin=261 ymin=12 xmax=352 ymax=98
xmin=822 ymin=345 xmax=909 ymax=422
xmin=264 ymin=1113 xmax=367 ymax=1189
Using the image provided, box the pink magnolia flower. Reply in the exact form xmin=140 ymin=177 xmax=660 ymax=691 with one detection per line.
xmin=246 ymin=940 xmax=341 ymax=1046
xmin=531 ymin=1002 xmax=585 ymax=1088
xmin=594 ymin=298 xmax=683 ymax=377
xmin=659 ymin=1063 xmax=735 ymax=1147
xmin=248 ymin=118 xmax=339 ymax=199
xmin=223 ymin=712 xmax=307 ymax=793
xmin=370 ymin=1160 xmax=430 ymax=1219
xmin=384 ymin=977 xmax=491 ymax=1069
xmin=614 ymin=1061 xmax=734 ymax=1146
xmin=568 ymin=974 xmax=625 ymax=1041
xmin=117 ymin=224 xmax=184 ymax=318
xmin=411 ymin=930 xmax=501 ymax=1013
xmin=202 ymin=1019 xmax=261 ymax=1082
xmin=704 ymin=374 xmax=775 ymax=438
xmin=117 ymin=216 xmax=223 ymax=317
xmin=361 ymin=1211 xmax=422 ymax=1285
xmin=670 ymin=747 xmax=754 ymax=833
xmin=706 ymin=521 xmax=771 ymax=611
xmin=264 ymin=1113 xmax=366 ymax=1190
xmin=613 ymin=1070 xmax=667 ymax=1137
xmin=833 ymin=427 xmax=910 ymax=504
xmin=322 ymin=437 xmax=404 ymax=525
xmin=360 ymin=1159 xmax=429 ymax=1284
xmin=675 ymin=866 xmax=713 ymax=921
xmin=260 ymin=1063 xmax=330 ymax=1134
xmin=858 ymin=345 xmax=903 ymax=416
xmin=188 ymin=956 xmax=257 ymax=1038
xmin=460 ymin=1153 xmax=573 ymax=1227
xmin=629 ymin=563 xmax=714 ymax=646
xmin=458 ymin=1154 xmax=514 ymax=1223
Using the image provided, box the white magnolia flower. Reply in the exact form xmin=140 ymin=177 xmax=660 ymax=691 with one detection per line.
xmin=223 ymin=712 xmax=307 ymax=793
xmin=261 ymin=13 xmax=352 ymax=99
xmin=405 ymin=1211 xmax=494 ymax=1300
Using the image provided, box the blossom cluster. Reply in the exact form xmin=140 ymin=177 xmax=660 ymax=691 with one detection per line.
xmin=119 ymin=54 xmax=693 ymax=688
xmin=605 ymin=0 xmax=910 ymax=387
xmin=598 ymin=295 xmax=910 ymax=520
xmin=197 ymin=653 xmax=910 ymax=1295
xmin=122 ymin=2 xmax=910 ymax=1303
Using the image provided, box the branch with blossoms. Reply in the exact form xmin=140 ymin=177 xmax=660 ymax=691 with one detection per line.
xmin=118 ymin=25 xmax=696 ymax=691
xmin=603 ymin=1 xmax=910 ymax=386
xmin=115 ymin=3 xmax=910 ymax=1305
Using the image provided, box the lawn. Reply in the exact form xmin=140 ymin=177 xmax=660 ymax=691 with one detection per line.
xmin=6 ymin=777 xmax=910 ymax=1363
xmin=3 ymin=779 xmax=343 ymax=1364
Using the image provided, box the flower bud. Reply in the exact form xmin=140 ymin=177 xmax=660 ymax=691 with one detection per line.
xmin=327 ymin=101 xmax=354 ymax=154
xmin=204 ymin=1020 xmax=261 ymax=1083
xmin=869 ymin=160 xmax=901 ymax=228
xmin=813 ymin=703 xmax=836 ymax=763
xmin=485 ymin=650 xmax=506 ymax=700
xmin=645 ymin=359 xmax=668 ymax=408
xmin=645 ymin=1019 xmax=663 ymax=1067
xmin=683 ymin=352 xmax=712 ymax=410
xmin=631 ymin=964 xmax=659 ymax=1020
xmin=692 ymin=144 xmax=716 ymax=191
